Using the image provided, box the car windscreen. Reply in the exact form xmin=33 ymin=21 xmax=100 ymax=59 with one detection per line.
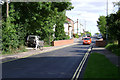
xmin=29 ymin=37 xmax=35 ymax=40
xmin=84 ymin=38 xmax=90 ymax=40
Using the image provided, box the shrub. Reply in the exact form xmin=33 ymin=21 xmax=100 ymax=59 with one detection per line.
xmin=105 ymin=43 xmax=120 ymax=56
xmin=75 ymin=34 xmax=79 ymax=38
xmin=65 ymin=35 xmax=70 ymax=40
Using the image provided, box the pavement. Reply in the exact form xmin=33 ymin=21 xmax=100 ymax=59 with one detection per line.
xmin=92 ymin=45 xmax=120 ymax=67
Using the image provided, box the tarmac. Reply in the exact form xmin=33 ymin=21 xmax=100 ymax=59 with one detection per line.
xmin=0 ymin=38 xmax=119 ymax=68
xmin=0 ymin=43 xmax=79 ymax=63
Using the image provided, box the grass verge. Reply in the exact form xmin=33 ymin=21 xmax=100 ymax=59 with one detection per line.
xmin=105 ymin=43 xmax=120 ymax=56
xmin=2 ymin=45 xmax=28 ymax=55
xmin=83 ymin=52 xmax=120 ymax=79
xmin=44 ymin=45 xmax=52 ymax=47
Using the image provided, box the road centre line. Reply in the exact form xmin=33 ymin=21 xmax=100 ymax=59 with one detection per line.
xmin=71 ymin=46 xmax=92 ymax=80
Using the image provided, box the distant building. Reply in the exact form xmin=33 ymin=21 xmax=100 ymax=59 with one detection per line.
xmin=74 ymin=20 xmax=84 ymax=36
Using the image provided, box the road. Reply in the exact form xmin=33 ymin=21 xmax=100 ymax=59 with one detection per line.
xmin=2 ymin=39 xmax=95 ymax=79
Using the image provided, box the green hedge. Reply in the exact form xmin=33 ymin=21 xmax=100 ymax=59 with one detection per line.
xmin=105 ymin=43 xmax=120 ymax=56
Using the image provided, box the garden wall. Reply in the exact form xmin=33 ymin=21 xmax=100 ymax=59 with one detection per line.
xmin=96 ymin=40 xmax=106 ymax=47
xmin=52 ymin=39 xmax=74 ymax=46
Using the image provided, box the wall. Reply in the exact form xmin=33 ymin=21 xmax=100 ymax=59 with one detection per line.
xmin=52 ymin=39 xmax=74 ymax=46
xmin=64 ymin=23 xmax=68 ymax=35
xmin=96 ymin=40 xmax=106 ymax=47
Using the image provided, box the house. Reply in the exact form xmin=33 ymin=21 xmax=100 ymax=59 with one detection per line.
xmin=64 ymin=17 xmax=74 ymax=38
xmin=53 ymin=17 xmax=74 ymax=39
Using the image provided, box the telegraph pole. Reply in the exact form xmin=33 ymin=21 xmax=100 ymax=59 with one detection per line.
xmin=106 ymin=0 xmax=108 ymax=41
xmin=77 ymin=19 xmax=78 ymax=35
xmin=6 ymin=0 xmax=9 ymax=17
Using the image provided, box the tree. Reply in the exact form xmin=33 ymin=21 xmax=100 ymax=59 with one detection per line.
xmin=113 ymin=1 xmax=120 ymax=10
xmin=55 ymin=12 xmax=66 ymax=40
xmin=97 ymin=16 xmax=107 ymax=39
xmin=107 ymin=10 xmax=120 ymax=47
xmin=95 ymin=33 xmax=99 ymax=35
xmin=2 ymin=2 xmax=74 ymax=53
xmin=85 ymin=31 xmax=92 ymax=37
xmin=54 ymin=2 xmax=73 ymax=40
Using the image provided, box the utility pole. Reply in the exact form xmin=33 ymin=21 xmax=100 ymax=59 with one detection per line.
xmin=6 ymin=0 xmax=9 ymax=17
xmin=85 ymin=20 xmax=86 ymax=31
xmin=106 ymin=0 xmax=108 ymax=41
xmin=77 ymin=19 xmax=78 ymax=35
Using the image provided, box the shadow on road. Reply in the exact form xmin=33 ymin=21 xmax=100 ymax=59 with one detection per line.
xmin=2 ymin=56 xmax=84 ymax=78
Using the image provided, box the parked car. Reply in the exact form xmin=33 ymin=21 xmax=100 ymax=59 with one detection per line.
xmin=97 ymin=35 xmax=102 ymax=39
xmin=83 ymin=37 xmax=91 ymax=45
xmin=82 ymin=35 xmax=87 ymax=40
xmin=27 ymin=35 xmax=40 ymax=47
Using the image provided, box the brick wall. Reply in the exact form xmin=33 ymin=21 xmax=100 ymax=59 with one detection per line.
xmin=52 ymin=39 xmax=74 ymax=46
xmin=96 ymin=40 xmax=106 ymax=47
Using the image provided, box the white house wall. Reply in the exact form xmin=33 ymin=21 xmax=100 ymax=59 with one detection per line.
xmin=69 ymin=27 xmax=72 ymax=38
xmin=64 ymin=23 xmax=68 ymax=35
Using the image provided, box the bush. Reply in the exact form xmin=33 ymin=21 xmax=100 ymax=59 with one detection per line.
xmin=105 ymin=43 xmax=120 ymax=56
xmin=2 ymin=45 xmax=27 ymax=54
xmin=65 ymin=35 xmax=70 ymax=40
xmin=75 ymin=34 xmax=79 ymax=38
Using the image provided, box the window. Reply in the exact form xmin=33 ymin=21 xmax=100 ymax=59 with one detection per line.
xmin=84 ymin=38 xmax=90 ymax=40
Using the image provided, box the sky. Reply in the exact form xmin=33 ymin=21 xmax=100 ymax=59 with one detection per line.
xmin=0 ymin=0 xmax=119 ymax=35
xmin=66 ymin=0 xmax=119 ymax=35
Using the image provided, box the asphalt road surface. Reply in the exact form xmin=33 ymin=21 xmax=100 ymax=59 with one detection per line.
xmin=2 ymin=39 xmax=95 ymax=80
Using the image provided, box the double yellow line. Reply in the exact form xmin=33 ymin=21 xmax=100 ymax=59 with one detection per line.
xmin=71 ymin=46 xmax=92 ymax=80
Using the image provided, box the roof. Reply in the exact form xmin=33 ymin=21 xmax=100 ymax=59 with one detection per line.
xmin=66 ymin=16 xmax=74 ymax=22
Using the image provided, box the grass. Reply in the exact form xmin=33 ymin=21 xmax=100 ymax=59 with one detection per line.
xmin=105 ymin=43 xmax=120 ymax=56
xmin=2 ymin=45 xmax=28 ymax=55
xmin=84 ymin=52 xmax=120 ymax=79
xmin=44 ymin=45 xmax=52 ymax=47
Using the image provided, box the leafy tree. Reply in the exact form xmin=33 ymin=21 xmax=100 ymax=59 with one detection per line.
xmin=55 ymin=12 xmax=66 ymax=40
xmin=54 ymin=2 xmax=73 ymax=40
xmin=97 ymin=16 xmax=107 ymax=39
xmin=85 ymin=31 xmax=92 ymax=37
xmin=95 ymin=33 xmax=99 ymax=35
xmin=80 ymin=33 xmax=84 ymax=37
xmin=2 ymin=2 xmax=74 ymax=53
xmin=113 ymin=1 xmax=120 ymax=10
xmin=107 ymin=10 xmax=120 ymax=47
xmin=2 ymin=4 xmax=20 ymax=53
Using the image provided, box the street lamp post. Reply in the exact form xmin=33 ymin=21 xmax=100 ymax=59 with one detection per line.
xmin=106 ymin=0 xmax=108 ymax=41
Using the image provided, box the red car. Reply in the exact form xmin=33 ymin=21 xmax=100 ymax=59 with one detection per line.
xmin=83 ymin=37 xmax=91 ymax=45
